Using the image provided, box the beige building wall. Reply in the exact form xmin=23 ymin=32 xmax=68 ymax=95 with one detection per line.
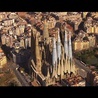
xmin=83 ymin=12 xmax=88 ymax=18
xmin=87 ymin=25 xmax=98 ymax=34
xmin=73 ymin=40 xmax=89 ymax=51
xmin=73 ymin=41 xmax=83 ymax=51
xmin=91 ymin=26 xmax=95 ymax=33
xmin=88 ymin=36 xmax=96 ymax=47
xmin=82 ymin=41 xmax=89 ymax=50
xmin=94 ymin=26 xmax=98 ymax=34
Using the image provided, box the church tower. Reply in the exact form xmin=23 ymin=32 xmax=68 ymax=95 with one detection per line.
xmin=52 ymin=37 xmax=57 ymax=78
xmin=35 ymin=33 xmax=41 ymax=72
xmin=43 ymin=19 xmax=49 ymax=40
xmin=64 ymin=30 xmax=69 ymax=73
xmin=57 ymin=28 xmax=61 ymax=76
xmin=57 ymin=28 xmax=61 ymax=61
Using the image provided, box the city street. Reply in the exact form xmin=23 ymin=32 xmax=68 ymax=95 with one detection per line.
xmin=74 ymin=58 xmax=91 ymax=73
xmin=7 ymin=60 xmax=30 ymax=86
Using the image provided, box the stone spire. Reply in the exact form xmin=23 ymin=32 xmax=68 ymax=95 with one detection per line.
xmin=60 ymin=46 xmax=64 ymax=79
xmin=47 ymin=66 xmax=50 ymax=78
xmin=31 ymin=29 xmax=35 ymax=56
xmin=43 ymin=19 xmax=49 ymax=39
xmin=64 ymin=29 xmax=69 ymax=58
xmin=35 ymin=33 xmax=41 ymax=72
xmin=57 ymin=28 xmax=61 ymax=61
xmin=57 ymin=59 xmax=61 ymax=76
xmin=52 ymin=37 xmax=57 ymax=68
xmin=64 ymin=30 xmax=69 ymax=73
xmin=52 ymin=37 xmax=57 ymax=78
xmin=68 ymin=31 xmax=72 ymax=60
xmin=68 ymin=31 xmax=73 ymax=73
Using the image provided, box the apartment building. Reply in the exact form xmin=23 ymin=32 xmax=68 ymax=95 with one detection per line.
xmin=73 ymin=40 xmax=89 ymax=51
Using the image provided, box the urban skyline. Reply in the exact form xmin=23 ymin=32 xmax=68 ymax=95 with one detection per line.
xmin=0 ymin=12 xmax=98 ymax=86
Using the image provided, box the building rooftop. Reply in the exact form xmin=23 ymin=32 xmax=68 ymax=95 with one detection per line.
xmin=62 ymin=75 xmax=85 ymax=86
